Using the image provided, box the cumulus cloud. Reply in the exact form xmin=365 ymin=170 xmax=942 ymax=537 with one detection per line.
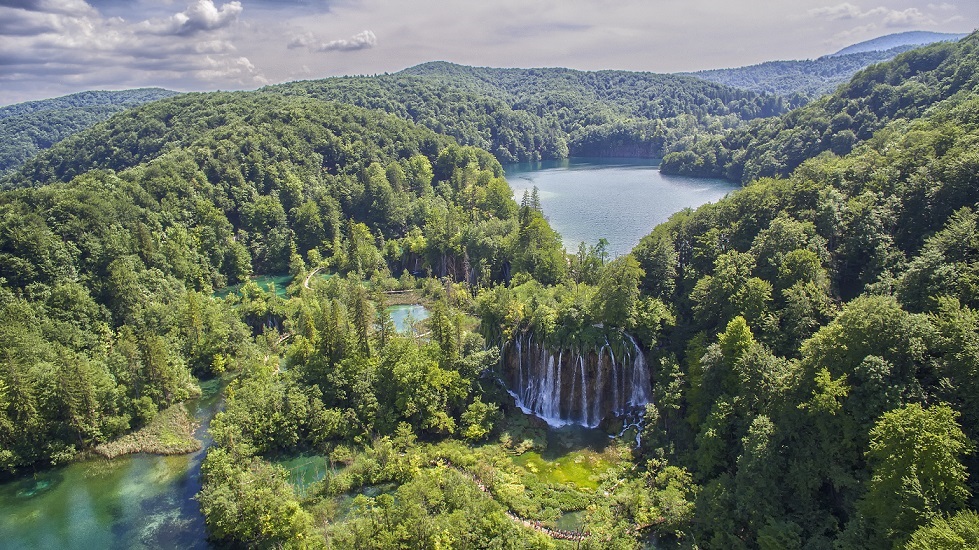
xmin=287 ymin=31 xmax=315 ymax=49
xmin=144 ymin=0 xmax=242 ymax=36
xmin=0 ymin=0 xmax=95 ymax=16
xmin=286 ymin=29 xmax=376 ymax=53
xmin=0 ymin=0 xmax=264 ymax=104
xmin=808 ymin=3 xmax=886 ymax=20
xmin=882 ymin=8 xmax=936 ymax=28
xmin=809 ymin=2 xmax=948 ymax=29
xmin=314 ymin=29 xmax=376 ymax=52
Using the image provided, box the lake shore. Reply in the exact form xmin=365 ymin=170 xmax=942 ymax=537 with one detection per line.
xmin=93 ymin=403 xmax=202 ymax=459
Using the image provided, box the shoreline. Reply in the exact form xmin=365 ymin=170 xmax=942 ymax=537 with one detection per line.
xmin=93 ymin=403 xmax=202 ymax=459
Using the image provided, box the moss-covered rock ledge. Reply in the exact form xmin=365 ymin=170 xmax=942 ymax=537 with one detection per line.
xmin=94 ymin=404 xmax=201 ymax=459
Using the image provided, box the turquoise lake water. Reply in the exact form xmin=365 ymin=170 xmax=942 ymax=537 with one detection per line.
xmin=386 ymin=304 xmax=430 ymax=333
xmin=0 ymin=377 xmax=227 ymax=549
xmin=505 ymin=158 xmax=738 ymax=258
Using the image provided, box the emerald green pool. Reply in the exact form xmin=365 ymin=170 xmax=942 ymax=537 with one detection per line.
xmin=386 ymin=304 xmax=429 ymax=333
xmin=0 ymin=378 xmax=227 ymax=550
xmin=275 ymin=454 xmax=331 ymax=497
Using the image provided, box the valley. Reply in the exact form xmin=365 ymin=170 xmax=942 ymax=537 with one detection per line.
xmin=0 ymin=23 xmax=977 ymax=550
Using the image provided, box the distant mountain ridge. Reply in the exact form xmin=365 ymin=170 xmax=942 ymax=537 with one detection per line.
xmin=0 ymin=88 xmax=178 ymax=119
xmin=831 ymin=30 xmax=967 ymax=56
xmin=0 ymin=88 xmax=179 ymax=176
xmin=687 ymin=46 xmax=918 ymax=98
xmin=661 ymin=30 xmax=979 ymax=182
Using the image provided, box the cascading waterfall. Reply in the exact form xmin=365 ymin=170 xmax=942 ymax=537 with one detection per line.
xmin=505 ymin=332 xmax=653 ymax=428
xmin=578 ymin=354 xmax=588 ymax=426
xmin=625 ymin=333 xmax=651 ymax=407
xmin=592 ymin=344 xmax=605 ymax=426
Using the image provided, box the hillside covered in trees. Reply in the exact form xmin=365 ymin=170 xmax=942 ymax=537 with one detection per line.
xmin=0 ymin=67 xmax=796 ymax=184
xmin=661 ymin=32 xmax=979 ymax=182
xmin=687 ymin=46 xmax=919 ymax=99
xmin=266 ymin=63 xmax=793 ymax=163
xmin=2 ymin=26 xmax=979 ymax=550
xmin=0 ymin=91 xmax=570 ymax=475
xmin=3 ymin=38 xmax=955 ymax=179
xmin=0 ymin=88 xmax=179 ymax=177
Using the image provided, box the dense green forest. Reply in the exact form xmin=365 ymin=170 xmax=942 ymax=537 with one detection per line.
xmin=3 ymin=26 xmax=979 ymax=550
xmin=0 ymin=69 xmax=790 ymax=187
xmin=0 ymin=89 xmax=179 ymax=176
xmin=0 ymin=91 xmax=569 ymax=473
xmin=687 ymin=46 xmax=917 ymax=99
xmin=266 ymin=63 xmax=793 ymax=163
xmin=661 ymin=33 xmax=979 ymax=182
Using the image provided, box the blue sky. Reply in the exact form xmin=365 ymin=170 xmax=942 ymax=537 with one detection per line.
xmin=0 ymin=0 xmax=975 ymax=105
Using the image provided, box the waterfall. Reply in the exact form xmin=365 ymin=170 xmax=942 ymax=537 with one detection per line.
xmin=578 ymin=354 xmax=588 ymax=426
xmin=516 ymin=334 xmax=523 ymax=402
xmin=625 ymin=333 xmax=652 ymax=407
xmin=592 ymin=345 xmax=605 ymax=428
xmin=553 ymin=351 xmax=563 ymax=419
xmin=608 ymin=340 xmax=620 ymax=416
xmin=505 ymin=332 xmax=652 ymax=428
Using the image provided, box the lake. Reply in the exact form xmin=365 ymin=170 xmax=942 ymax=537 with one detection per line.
xmin=505 ymin=158 xmax=738 ymax=258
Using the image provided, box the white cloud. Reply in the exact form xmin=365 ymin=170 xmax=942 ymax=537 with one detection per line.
xmin=0 ymin=0 xmax=263 ymax=104
xmin=143 ymin=0 xmax=242 ymax=36
xmin=809 ymin=2 xmax=951 ymax=29
xmin=0 ymin=0 xmax=96 ymax=17
xmin=313 ymin=29 xmax=376 ymax=52
xmin=882 ymin=8 xmax=936 ymax=28
xmin=808 ymin=3 xmax=886 ymax=20
xmin=287 ymin=31 xmax=315 ymax=49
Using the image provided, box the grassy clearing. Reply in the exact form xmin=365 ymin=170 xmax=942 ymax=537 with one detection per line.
xmin=94 ymin=404 xmax=201 ymax=459
xmin=512 ymin=449 xmax=617 ymax=490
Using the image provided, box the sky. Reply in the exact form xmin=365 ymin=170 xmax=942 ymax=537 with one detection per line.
xmin=0 ymin=0 xmax=976 ymax=105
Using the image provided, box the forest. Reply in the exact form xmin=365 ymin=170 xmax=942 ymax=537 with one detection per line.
xmin=0 ymin=67 xmax=792 ymax=184
xmin=268 ymin=63 xmax=793 ymax=164
xmin=1 ymin=27 xmax=979 ymax=550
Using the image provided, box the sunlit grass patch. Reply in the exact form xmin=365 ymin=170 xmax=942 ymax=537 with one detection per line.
xmin=512 ymin=449 xmax=616 ymax=490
